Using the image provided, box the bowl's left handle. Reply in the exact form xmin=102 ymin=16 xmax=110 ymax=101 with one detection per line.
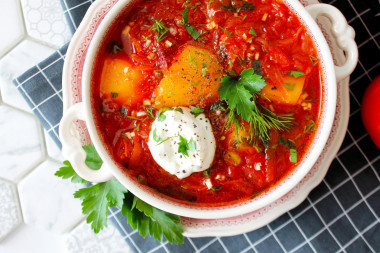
xmin=306 ymin=4 xmax=358 ymax=82
xmin=59 ymin=102 xmax=114 ymax=183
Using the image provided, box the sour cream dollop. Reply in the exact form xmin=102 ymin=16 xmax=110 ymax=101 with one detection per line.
xmin=148 ymin=107 xmax=216 ymax=179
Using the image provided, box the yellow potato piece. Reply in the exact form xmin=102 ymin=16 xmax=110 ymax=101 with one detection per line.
xmin=153 ymin=45 xmax=223 ymax=108
xmin=261 ymin=75 xmax=305 ymax=105
xmin=100 ymin=57 xmax=143 ymax=105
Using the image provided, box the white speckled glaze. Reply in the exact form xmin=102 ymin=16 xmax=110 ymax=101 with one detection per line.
xmin=60 ymin=0 xmax=358 ymax=222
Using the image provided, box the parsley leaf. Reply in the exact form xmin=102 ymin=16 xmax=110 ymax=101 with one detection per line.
xmin=122 ymin=194 xmax=184 ymax=243
xmin=55 ymin=160 xmax=89 ymax=184
xmin=218 ymin=69 xmax=266 ymax=121
xmin=181 ymin=8 xmax=201 ymax=40
xmin=82 ymin=144 xmax=103 ymax=170
xmin=287 ymin=70 xmax=305 ymax=78
xmin=178 ymin=135 xmax=196 ymax=157
xmin=74 ymin=178 xmax=128 ymax=233
xmin=56 ymin=144 xmax=184 ymax=242
xmin=190 ymin=106 xmax=204 ymax=117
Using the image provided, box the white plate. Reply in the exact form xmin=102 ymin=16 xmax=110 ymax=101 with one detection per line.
xmin=62 ymin=0 xmax=350 ymax=237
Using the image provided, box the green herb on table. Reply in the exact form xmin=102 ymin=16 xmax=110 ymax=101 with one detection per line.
xmin=180 ymin=8 xmax=201 ymax=40
xmin=218 ymin=68 xmax=294 ymax=144
xmin=56 ymin=145 xmax=184 ymax=243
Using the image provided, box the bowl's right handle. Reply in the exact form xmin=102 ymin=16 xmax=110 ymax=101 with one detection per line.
xmin=59 ymin=102 xmax=114 ymax=183
xmin=306 ymin=4 xmax=358 ymax=82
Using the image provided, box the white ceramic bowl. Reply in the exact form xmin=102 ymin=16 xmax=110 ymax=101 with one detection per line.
xmin=60 ymin=0 xmax=358 ymax=219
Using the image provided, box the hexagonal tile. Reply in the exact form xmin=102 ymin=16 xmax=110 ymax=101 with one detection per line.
xmin=44 ymin=130 xmax=64 ymax=162
xmin=0 ymin=0 xmax=25 ymax=58
xmin=0 ymin=105 xmax=45 ymax=182
xmin=0 ymin=39 xmax=54 ymax=111
xmin=0 ymin=179 xmax=22 ymax=242
xmin=18 ymin=159 xmax=85 ymax=233
xmin=65 ymin=219 xmax=131 ymax=253
xmin=21 ymin=0 xmax=72 ymax=47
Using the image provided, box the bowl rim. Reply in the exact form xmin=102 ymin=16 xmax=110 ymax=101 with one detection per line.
xmin=81 ymin=0 xmax=337 ymax=219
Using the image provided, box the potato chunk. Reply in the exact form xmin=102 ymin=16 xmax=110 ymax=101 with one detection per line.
xmin=261 ymin=75 xmax=305 ymax=105
xmin=153 ymin=45 xmax=223 ymax=108
xmin=100 ymin=57 xmax=143 ymax=105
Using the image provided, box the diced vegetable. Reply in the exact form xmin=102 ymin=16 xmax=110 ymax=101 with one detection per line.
xmin=100 ymin=57 xmax=143 ymax=105
xmin=153 ymin=45 xmax=223 ymax=108
xmin=261 ymin=75 xmax=305 ymax=105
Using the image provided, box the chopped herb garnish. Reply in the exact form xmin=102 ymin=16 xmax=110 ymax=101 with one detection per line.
xmin=111 ymin=92 xmax=118 ymax=98
xmin=203 ymin=169 xmax=211 ymax=178
xmin=283 ymin=83 xmax=295 ymax=91
xmin=151 ymin=19 xmax=169 ymax=42
xmin=153 ymin=128 xmax=163 ymax=143
xmin=189 ymin=54 xmax=198 ymax=67
xmin=178 ymin=135 xmax=196 ymax=157
xmin=157 ymin=107 xmax=184 ymax=121
xmin=154 ymin=70 xmax=163 ymax=78
xmin=191 ymin=80 xmax=200 ymax=85
xmin=247 ymin=27 xmax=257 ymax=41
xmin=309 ymin=55 xmax=319 ymax=65
xmin=278 ymin=137 xmax=297 ymax=163
xmin=287 ymin=70 xmax=305 ymax=78
xmin=218 ymin=69 xmax=294 ymax=144
xmin=190 ymin=106 xmax=204 ymax=117
xmin=145 ymin=106 xmax=155 ymax=119
xmin=221 ymin=1 xmax=255 ymax=13
xmin=304 ymin=119 xmax=316 ymax=133
xmin=202 ymin=63 xmax=208 ymax=77
xmin=127 ymin=116 xmax=146 ymax=121
xmin=219 ymin=26 xmax=233 ymax=38
xmin=142 ymin=34 xmax=152 ymax=41
xmin=290 ymin=148 xmax=297 ymax=163
xmin=134 ymin=123 xmax=140 ymax=132
xmin=242 ymin=15 xmax=247 ymax=21
xmin=180 ymin=8 xmax=201 ymax=40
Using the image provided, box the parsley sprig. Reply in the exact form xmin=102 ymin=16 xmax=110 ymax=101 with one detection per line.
xmin=218 ymin=69 xmax=294 ymax=144
xmin=55 ymin=145 xmax=184 ymax=243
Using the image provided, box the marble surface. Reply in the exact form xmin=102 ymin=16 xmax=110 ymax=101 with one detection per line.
xmin=0 ymin=0 xmax=130 ymax=252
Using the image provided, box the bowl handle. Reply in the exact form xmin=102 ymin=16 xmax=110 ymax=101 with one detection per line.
xmin=306 ymin=4 xmax=358 ymax=82
xmin=59 ymin=102 xmax=114 ymax=182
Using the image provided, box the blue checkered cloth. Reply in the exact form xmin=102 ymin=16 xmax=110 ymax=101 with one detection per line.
xmin=13 ymin=0 xmax=380 ymax=252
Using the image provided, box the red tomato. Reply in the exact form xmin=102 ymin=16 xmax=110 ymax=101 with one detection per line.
xmin=361 ymin=75 xmax=380 ymax=149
